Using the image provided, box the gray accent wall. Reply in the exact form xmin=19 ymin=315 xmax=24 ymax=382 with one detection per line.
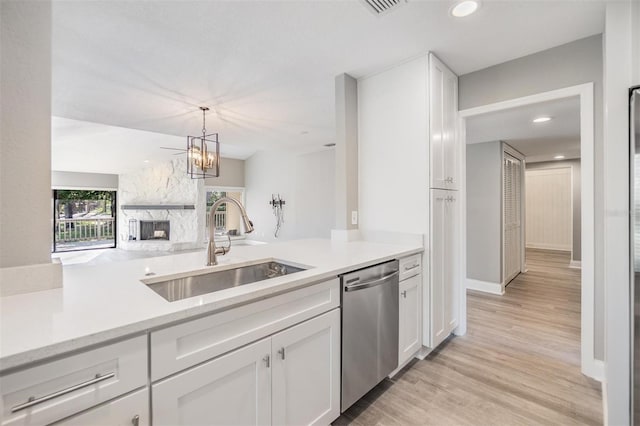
xmin=460 ymin=34 xmax=603 ymax=360
xmin=466 ymin=141 xmax=502 ymax=284
xmin=204 ymin=157 xmax=245 ymax=188
xmin=526 ymin=159 xmax=581 ymax=261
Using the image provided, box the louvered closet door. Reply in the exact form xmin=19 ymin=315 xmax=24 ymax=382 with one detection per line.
xmin=503 ymin=153 xmax=522 ymax=284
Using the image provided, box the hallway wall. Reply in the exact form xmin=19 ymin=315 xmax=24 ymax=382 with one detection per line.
xmin=459 ymin=34 xmax=603 ymax=360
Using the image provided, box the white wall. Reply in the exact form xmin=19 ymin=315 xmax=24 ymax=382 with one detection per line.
xmin=603 ymin=3 xmax=635 ymax=424
xmin=459 ymin=35 xmax=604 ymax=360
xmin=244 ymin=149 xmax=335 ymax=242
xmin=466 ymin=141 xmax=502 ymax=284
xmin=0 ymin=1 xmax=53 ymax=269
xmin=52 ymin=171 xmax=119 ymax=190
xmin=358 ymin=56 xmax=429 ymax=236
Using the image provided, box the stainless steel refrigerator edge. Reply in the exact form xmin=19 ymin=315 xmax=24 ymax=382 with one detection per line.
xmin=341 ymin=260 xmax=399 ymax=412
xmin=631 ymin=86 xmax=640 ymax=424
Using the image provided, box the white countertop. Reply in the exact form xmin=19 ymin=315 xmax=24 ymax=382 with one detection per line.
xmin=0 ymin=238 xmax=422 ymax=372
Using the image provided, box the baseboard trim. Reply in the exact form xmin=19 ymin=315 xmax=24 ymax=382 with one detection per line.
xmin=582 ymin=358 xmax=605 ymax=382
xmin=466 ymin=278 xmax=504 ymax=295
xmin=569 ymin=260 xmax=582 ymax=269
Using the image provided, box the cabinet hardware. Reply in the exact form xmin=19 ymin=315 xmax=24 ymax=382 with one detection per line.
xmin=263 ymin=354 xmax=270 ymax=368
xmin=11 ymin=372 xmax=116 ymax=413
xmin=404 ymin=264 xmax=420 ymax=271
xmin=131 ymin=414 xmax=140 ymax=426
xmin=278 ymin=347 xmax=286 ymax=360
xmin=401 ymin=290 xmax=407 ymax=298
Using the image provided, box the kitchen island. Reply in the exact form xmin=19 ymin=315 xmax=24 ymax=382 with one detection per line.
xmin=0 ymin=238 xmax=422 ymax=426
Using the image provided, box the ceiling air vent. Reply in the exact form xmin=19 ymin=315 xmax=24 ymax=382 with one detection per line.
xmin=362 ymin=0 xmax=405 ymax=15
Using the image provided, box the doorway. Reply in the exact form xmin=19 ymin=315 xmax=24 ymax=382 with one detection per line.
xmin=52 ymin=189 xmax=117 ymax=252
xmin=458 ymin=83 xmax=599 ymax=380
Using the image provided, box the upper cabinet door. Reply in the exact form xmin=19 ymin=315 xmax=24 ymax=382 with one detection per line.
xmin=271 ymin=309 xmax=341 ymax=426
xmin=429 ymin=53 xmax=459 ymax=190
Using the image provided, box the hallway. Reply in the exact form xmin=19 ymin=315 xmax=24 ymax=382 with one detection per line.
xmin=335 ymin=249 xmax=602 ymax=425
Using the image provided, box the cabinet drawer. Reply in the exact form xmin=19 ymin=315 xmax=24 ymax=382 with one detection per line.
xmin=151 ymin=278 xmax=340 ymax=380
xmin=0 ymin=335 xmax=147 ymax=426
xmin=53 ymin=389 xmax=149 ymax=426
xmin=399 ymin=254 xmax=421 ymax=281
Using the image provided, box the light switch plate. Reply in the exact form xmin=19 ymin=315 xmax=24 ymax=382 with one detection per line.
xmin=351 ymin=211 xmax=358 ymax=225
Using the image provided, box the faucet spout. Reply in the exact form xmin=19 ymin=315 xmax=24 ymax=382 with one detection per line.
xmin=207 ymin=197 xmax=254 ymax=266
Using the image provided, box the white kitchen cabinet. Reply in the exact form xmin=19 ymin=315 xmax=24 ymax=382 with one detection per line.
xmin=0 ymin=336 xmax=147 ymax=426
xmin=430 ymin=189 xmax=459 ymax=348
xmin=150 ymin=279 xmax=340 ymax=381
xmin=153 ymin=308 xmax=341 ymax=426
xmin=54 ymin=389 xmax=149 ymax=426
xmin=429 ymin=53 xmax=459 ymax=190
xmin=272 ymin=309 xmax=340 ymax=426
xmin=399 ymin=273 xmax=421 ymax=366
xmin=152 ymin=338 xmax=272 ymax=426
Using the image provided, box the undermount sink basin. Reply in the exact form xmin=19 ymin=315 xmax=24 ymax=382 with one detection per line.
xmin=145 ymin=261 xmax=307 ymax=302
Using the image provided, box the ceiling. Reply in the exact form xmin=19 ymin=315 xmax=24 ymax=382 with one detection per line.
xmin=51 ymin=0 xmax=605 ymax=170
xmin=52 ymin=117 xmax=257 ymax=175
xmin=465 ymin=96 xmax=581 ymax=162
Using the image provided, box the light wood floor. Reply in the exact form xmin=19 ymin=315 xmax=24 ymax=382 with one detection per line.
xmin=335 ymin=249 xmax=602 ymax=426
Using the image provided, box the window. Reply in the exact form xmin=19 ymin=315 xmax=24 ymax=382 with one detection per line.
xmin=205 ymin=188 xmax=245 ymax=236
xmin=52 ymin=189 xmax=117 ymax=252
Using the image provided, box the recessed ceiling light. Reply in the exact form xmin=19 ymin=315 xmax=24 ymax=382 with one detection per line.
xmin=143 ymin=160 xmax=150 ymax=163
xmin=533 ymin=116 xmax=552 ymax=123
xmin=450 ymin=0 xmax=479 ymax=18
xmin=554 ymin=155 xmax=565 ymax=160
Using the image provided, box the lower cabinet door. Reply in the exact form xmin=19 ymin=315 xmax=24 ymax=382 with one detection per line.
xmin=152 ymin=338 xmax=271 ymax=426
xmin=271 ymin=309 xmax=340 ymax=426
xmin=399 ymin=275 xmax=421 ymax=366
xmin=54 ymin=389 xmax=148 ymax=426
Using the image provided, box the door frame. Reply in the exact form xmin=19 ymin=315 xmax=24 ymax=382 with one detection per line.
xmin=456 ymin=83 xmax=601 ymax=381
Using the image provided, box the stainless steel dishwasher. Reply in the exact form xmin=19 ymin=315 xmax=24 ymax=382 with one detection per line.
xmin=341 ymin=260 xmax=399 ymax=412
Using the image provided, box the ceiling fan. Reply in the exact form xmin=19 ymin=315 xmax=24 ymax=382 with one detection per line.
xmin=159 ymin=147 xmax=185 ymax=156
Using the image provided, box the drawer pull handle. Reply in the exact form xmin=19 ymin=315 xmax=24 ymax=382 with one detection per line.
xmin=11 ymin=372 xmax=116 ymax=413
xmin=404 ymin=264 xmax=420 ymax=271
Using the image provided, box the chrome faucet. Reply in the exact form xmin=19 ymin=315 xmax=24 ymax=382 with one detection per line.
xmin=207 ymin=197 xmax=254 ymax=266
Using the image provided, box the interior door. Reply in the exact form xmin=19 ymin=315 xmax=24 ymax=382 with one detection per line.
xmin=503 ymin=153 xmax=523 ymax=284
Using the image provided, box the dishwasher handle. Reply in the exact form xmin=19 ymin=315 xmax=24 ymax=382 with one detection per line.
xmin=344 ymin=271 xmax=399 ymax=292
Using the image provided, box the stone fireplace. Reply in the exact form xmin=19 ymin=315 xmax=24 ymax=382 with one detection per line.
xmin=118 ymin=158 xmax=206 ymax=251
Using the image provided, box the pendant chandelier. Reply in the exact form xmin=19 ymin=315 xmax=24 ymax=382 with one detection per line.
xmin=187 ymin=106 xmax=220 ymax=179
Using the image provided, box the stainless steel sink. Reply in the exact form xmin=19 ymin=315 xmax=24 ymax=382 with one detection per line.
xmin=145 ymin=261 xmax=307 ymax=302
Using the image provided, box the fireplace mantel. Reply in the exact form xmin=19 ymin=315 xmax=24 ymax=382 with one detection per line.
xmin=121 ymin=205 xmax=195 ymax=210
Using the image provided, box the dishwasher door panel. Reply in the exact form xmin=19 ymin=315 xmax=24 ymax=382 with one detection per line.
xmin=341 ymin=261 xmax=399 ymax=412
